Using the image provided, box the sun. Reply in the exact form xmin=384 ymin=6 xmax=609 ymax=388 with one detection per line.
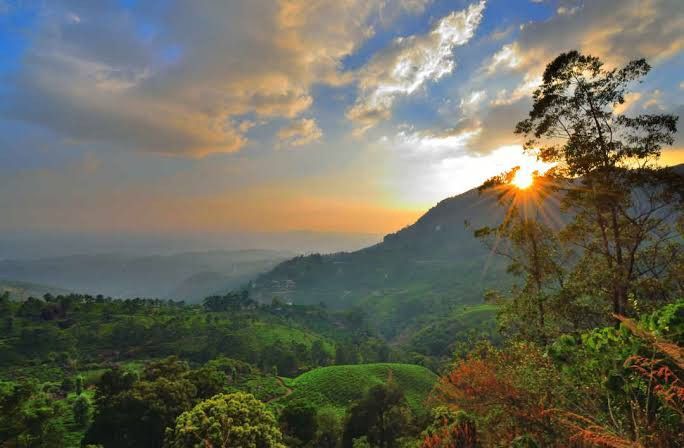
xmin=511 ymin=169 xmax=534 ymax=189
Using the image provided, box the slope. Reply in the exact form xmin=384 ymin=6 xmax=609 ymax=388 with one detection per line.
xmin=250 ymin=188 xmax=512 ymax=338
xmin=276 ymin=363 xmax=438 ymax=416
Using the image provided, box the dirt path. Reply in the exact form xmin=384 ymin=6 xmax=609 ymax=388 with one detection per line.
xmin=267 ymin=377 xmax=293 ymax=403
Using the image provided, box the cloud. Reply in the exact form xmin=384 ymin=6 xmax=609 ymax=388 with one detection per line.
xmin=460 ymin=90 xmax=487 ymax=113
xmin=277 ymin=118 xmax=323 ymax=147
xmin=510 ymin=0 xmax=684 ymax=72
xmin=346 ymin=0 xmax=486 ymax=134
xmin=612 ymin=92 xmax=643 ymax=115
xmin=489 ymin=74 xmax=541 ymax=106
xmin=484 ymin=43 xmax=521 ymax=74
xmin=1 ymin=0 xmax=423 ymax=157
xmin=442 ymin=0 xmax=683 ymax=159
xmin=391 ymin=126 xmax=482 ymax=158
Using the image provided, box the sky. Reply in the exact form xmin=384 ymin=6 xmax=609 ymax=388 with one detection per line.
xmin=1 ymin=0 xmax=683 ymax=246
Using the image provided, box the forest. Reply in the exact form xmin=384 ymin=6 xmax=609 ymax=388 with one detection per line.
xmin=1 ymin=51 xmax=683 ymax=447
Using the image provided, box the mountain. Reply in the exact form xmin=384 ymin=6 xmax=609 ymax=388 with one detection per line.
xmin=249 ymin=187 xmax=512 ymax=338
xmin=0 ymin=249 xmax=293 ymax=301
xmin=251 ymin=164 xmax=684 ymax=339
xmin=252 ymin=188 xmax=505 ymax=303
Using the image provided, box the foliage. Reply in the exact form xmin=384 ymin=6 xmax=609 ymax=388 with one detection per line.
xmin=432 ymin=341 xmax=561 ymax=446
xmin=0 ymin=291 xmax=348 ymax=384
xmin=420 ymin=407 xmax=478 ymax=448
xmin=342 ymin=380 xmax=412 ymax=448
xmin=0 ymin=380 xmax=67 ymax=447
xmin=279 ymin=399 xmax=318 ymax=445
xmin=544 ymin=303 xmax=684 ymax=447
xmin=278 ymin=363 xmax=437 ymax=417
xmin=313 ymin=407 xmax=343 ymax=448
xmin=432 ymin=301 xmax=684 ymax=447
xmin=515 ymin=50 xmax=683 ymax=318
xmin=84 ymin=359 xmax=199 ymax=448
xmin=164 ymin=392 xmax=285 ymax=448
xmin=73 ymin=393 xmax=93 ymax=428
xmin=478 ymin=51 xmax=683 ymax=349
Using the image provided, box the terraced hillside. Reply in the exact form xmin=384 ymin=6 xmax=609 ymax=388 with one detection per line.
xmin=275 ymin=363 xmax=438 ymax=416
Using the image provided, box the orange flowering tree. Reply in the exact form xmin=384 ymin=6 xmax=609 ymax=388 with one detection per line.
xmin=430 ymin=341 xmax=566 ymax=446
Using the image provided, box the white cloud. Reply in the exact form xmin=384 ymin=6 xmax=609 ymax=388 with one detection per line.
xmin=485 ymin=43 xmax=521 ymax=74
xmin=460 ymin=90 xmax=487 ymax=113
xmin=277 ymin=118 xmax=323 ymax=147
xmin=393 ymin=127 xmax=482 ymax=157
xmin=347 ymin=1 xmax=486 ymax=134
xmin=490 ymin=74 xmax=541 ymax=106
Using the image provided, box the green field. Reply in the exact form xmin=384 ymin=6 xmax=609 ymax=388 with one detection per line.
xmin=276 ymin=363 xmax=437 ymax=416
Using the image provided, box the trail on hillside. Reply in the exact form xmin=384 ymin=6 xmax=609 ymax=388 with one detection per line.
xmin=267 ymin=377 xmax=293 ymax=403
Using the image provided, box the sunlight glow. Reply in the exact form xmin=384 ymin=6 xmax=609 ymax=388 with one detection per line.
xmin=512 ymin=169 xmax=534 ymax=189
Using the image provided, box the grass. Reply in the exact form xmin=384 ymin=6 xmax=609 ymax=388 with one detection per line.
xmin=249 ymin=321 xmax=334 ymax=351
xmin=274 ymin=363 xmax=437 ymax=417
xmin=229 ymin=374 xmax=289 ymax=402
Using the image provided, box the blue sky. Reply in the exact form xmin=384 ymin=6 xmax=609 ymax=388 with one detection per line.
xmin=0 ymin=0 xmax=682 ymax=239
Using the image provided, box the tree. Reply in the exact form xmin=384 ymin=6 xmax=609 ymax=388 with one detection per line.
xmin=262 ymin=342 xmax=299 ymax=377
xmin=73 ymin=394 xmax=93 ymax=427
xmin=75 ymin=375 xmax=84 ymax=395
xmin=343 ymin=380 xmax=412 ymax=448
xmin=420 ymin=407 xmax=478 ymax=448
xmin=314 ymin=408 xmax=343 ymax=448
xmin=514 ymin=51 xmax=682 ymax=318
xmin=84 ymin=366 xmax=197 ymax=448
xmin=0 ymin=380 xmax=67 ymax=447
xmin=183 ymin=366 xmax=227 ymax=399
xmin=474 ymin=179 xmax=568 ymax=343
xmin=311 ymin=340 xmax=332 ymax=366
xmin=279 ymin=400 xmax=318 ymax=445
xmin=431 ymin=341 xmax=562 ymax=446
xmin=335 ymin=343 xmax=360 ymax=365
xmin=164 ymin=392 xmax=285 ymax=448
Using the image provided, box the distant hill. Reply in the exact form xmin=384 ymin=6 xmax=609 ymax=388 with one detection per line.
xmin=276 ymin=363 xmax=437 ymax=416
xmin=0 ymin=249 xmax=293 ymax=302
xmin=250 ymin=187 xmax=512 ymax=337
xmin=0 ymin=279 xmax=71 ymax=301
xmin=252 ymin=188 xmax=505 ymax=307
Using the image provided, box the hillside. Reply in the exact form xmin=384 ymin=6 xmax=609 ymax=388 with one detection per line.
xmin=252 ymin=189 xmax=503 ymax=305
xmin=0 ymin=249 xmax=292 ymax=301
xmin=276 ymin=363 xmax=438 ymax=416
xmin=0 ymin=279 xmax=71 ymax=301
xmin=250 ymin=165 xmax=684 ymax=339
xmin=249 ymin=187 xmax=513 ymax=338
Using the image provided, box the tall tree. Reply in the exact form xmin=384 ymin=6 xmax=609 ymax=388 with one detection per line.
xmin=474 ymin=171 xmax=567 ymax=343
xmin=513 ymin=51 xmax=682 ymax=317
